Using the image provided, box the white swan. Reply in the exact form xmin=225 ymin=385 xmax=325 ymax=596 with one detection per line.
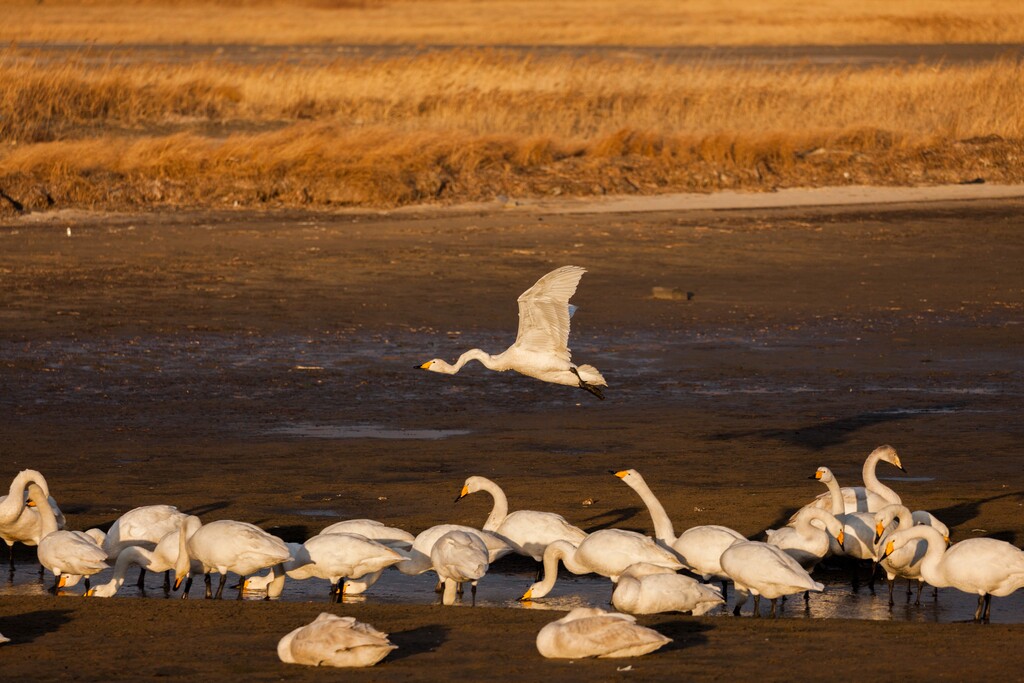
xmin=87 ymin=527 xmax=205 ymax=598
xmin=521 ymin=530 xmax=683 ymax=600
xmin=26 ymin=483 xmax=107 ymax=593
xmin=456 ymin=475 xmax=587 ymax=560
xmin=765 ymin=507 xmax=844 ymax=572
xmin=719 ymin=540 xmax=824 ymax=617
xmin=872 ymin=504 xmax=948 ymax=606
xmin=884 ymin=525 xmax=1024 ymax=621
xmin=101 ymin=504 xmax=187 ymax=589
xmin=611 ymin=562 xmax=724 ymax=616
xmin=0 ymin=470 xmax=65 ymax=566
xmin=246 ymin=532 xmax=407 ymax=602
xmin=611 ymin=469 xmax=745 ymax=588
xmin=804 ymin=466 xmax=879 ymax=563
xmin=172 ymin=515 xmax=291 ymax=599
xmin=419 ymin=265 xmax=607 ymax=399
xmin=317 ymin=519 xmax=414 ymax=548
xmin=278 ymin=613 xmax=396 ymax=668
xmin=536 ymin=607 xmax=671 ymax=659
xmin=798 ymin=445 xmax=905 ymax=515
xmin=430 ymin=529 xmax=489 ymax=606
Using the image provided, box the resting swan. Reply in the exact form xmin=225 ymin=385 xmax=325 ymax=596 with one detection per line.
xmin=611 ymin=562 xmax=724 ymax=615
xmin=884 ymin=525 xmax=1024 ymax=621
xmin=611 ymin=469 xmax=745 ymax=591
xmin=536 ymin=607 xmax=671 ymax=659
xmin=719 ymin=540 xmax=824 ymax=617
xmin=521 ymin=530 xmax=683 ymax=600
xmin=456 ymin=475 xmax=587 ymax=561
xmin=419 ymin=265 xmax=607 ymax=399
xmin=278 ymin=613 xmax=396 ymax=668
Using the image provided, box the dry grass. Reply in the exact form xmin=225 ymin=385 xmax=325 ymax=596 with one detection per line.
xmin=3 ymin=0 xmax=1024 ymax=46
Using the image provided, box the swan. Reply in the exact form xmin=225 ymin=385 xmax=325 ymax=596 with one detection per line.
xmin=872 ymin=504 xmax=948 ymax=606
xmin=26 ymin=483 xmax=108 ymax=593
xmin=521 ymin=529 xmax=683 ymax=600
xmin=611 ymin=469 xmax=745 ymax=591
xmin=0 ymin=470 xmax=66 ymax=567
xmin=86 ymin=527 xmax=205 ymax=597
xmin=278 ymin=613 xmax=396 ymax=668
xmin=102 ymin=504 xmax=187 ymax=588
xmin=884 ymin=526 xmax=1024 ymax=621
xmin=536 ymin=607 xmax=671 ymax=659
xmin=419 ymin=265 xmax=607 ymax=399
xmin=245 ymin=533 xmax=407 ymax=602
xmin=719 ymin=540 xmax=824 ymax=617
xmin=797 ymin=445 xmax=905 ymax=515
xmin=803 ymin=467 xmax=881 ymax=577
xmin=172 ymin=515 xmax=291 ymax=599
xmin=430 ymin=529 xmax=489 ymax=605
xmin=611 ymin=562 xmax=724 ymax=616
xmin=456 ymin=475 xmax=587 ymax=560
xmin=765 ymin=507 xmax=845 ymax=572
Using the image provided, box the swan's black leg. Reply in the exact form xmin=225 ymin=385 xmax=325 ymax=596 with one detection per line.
xmin=204 ymin=573 xmax=212 ymax=599
xmin=334 ymin=578 xmax=345 ymax=603
xmin=215 ymin=573 xmax=227 ymax=599
xmin=974 ymin=594 xmax=985 ymax=621
xmin=84 ymin=576 xmax=91 ymax=592
xmin=769 ymin=598 xmax=777 ymax=618
xmin=471 ymin=581 xmax=478 ymax=607
xmin=983 ymin=594 xmax=992 ymax=622
xmin=721 ymin=580 xmax=729 ymax=602
xmin=914 ymin=581 xmax=923 ymax=606
xmin=51 ymin=574 xmax=60 ymax=594
xmin=570 ymin=367 xmax=605 ymax=400
xmin=752 ymin=594 xmax=761 ymax=617
xmin=136 ymin=567 xmax=146 ymax=588
xmin=888 ymin=577 xmax=895 ymax=606
xmin=803 ymin=590 xmax=810 ymax=605
xmin=181 ymin=575 xmax=193 ymax=599
xmin=236 ymin=574 xmax=246 ymax=600
xmin=164 ymin=570 xmax=171 ymax=593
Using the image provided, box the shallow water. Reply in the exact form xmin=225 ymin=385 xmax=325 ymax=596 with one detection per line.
xmin=5 ymin=560 xmax=1022 ymax=624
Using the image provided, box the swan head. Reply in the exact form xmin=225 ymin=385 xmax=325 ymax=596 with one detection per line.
xmin=455 ymin=476 xmax=491 ymax=502
xmin=610 ymin=469 xmax=642 ymax=484
xmin=520 ymin=585 xmax=536 ymax=601
xmin=871 ymin=444 xmax=906 ymax=472
xmin=812 ymin=467 xmax=834 ymax=483
xmin=419 ymin=359 xmax=451 ymax=374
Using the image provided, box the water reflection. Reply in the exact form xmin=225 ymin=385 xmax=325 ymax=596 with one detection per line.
xmin=6 ymin=561 xmax=1023 ymax=623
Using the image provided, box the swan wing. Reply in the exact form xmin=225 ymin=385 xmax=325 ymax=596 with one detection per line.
xmin=283 ymin=615 xmax=395 ymax=668
xmin=538 ymin=614 xmax=670 ymax=659
xmin=513 ymin=266 xmax=586 ymax=359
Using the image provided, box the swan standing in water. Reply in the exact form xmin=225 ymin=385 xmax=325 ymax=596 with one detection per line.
xmin=430 ymin=529 xmax=489 ymax=606
xmin=456 ymin=475 xmax=587 ymax=561
xmin=611 ymin=562 xmax=724 ymax=615
xmin=26 ymin=484 xmax=107 ymax=593
xmin=611 ymin=469 xmax=745 ymax=595
xmin=521 ymin=530 xmax=683 ymax=600
xmin=0 ymin=470 xmax=65 ymax=569
xmin=872 ymin=504 xmax=948 ymax=606
xmin=719 ymin=540 xmax=824 ymax=617
xmin=172 ymin=515 xmax=291 ymax=599
xmin=765 ymin=507 xmax=845 ymax=572
xmin=884 ymin=525 xmax=1024 ymax=621
xmin=87 ymin=526 xmax=204 ymax=597
xmin=278 ymin=613 xmax=396 ymax=668
xmin=797 ymin=445 xmax=906 ymax=515
xmin=419 ymin=265 xmax=607 ymax=399
xmin=102 ymin=504 xmax=187 ymax=589
xmin=245 ymin=532 xmax=407 ymax=602
xmin=536 ymin=607 xmax=671 ymax=659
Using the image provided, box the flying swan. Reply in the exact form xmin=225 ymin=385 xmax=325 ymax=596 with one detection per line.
xmin=419 ymin=265 xmax=607 ymax=398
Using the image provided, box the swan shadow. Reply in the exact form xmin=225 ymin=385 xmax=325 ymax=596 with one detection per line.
xmin=929 ymin=491 xmax=1024 ymax=544
xmin=647 ymin=618 xmax=712 ymax=653
xmin=181 ymin=501 xmax=233 ymax=517
xmin=578 ymin=506 xmax=648 ymax=531
xmin=385 ymin=624 xmax=450 ymax=662
xmin=0 ymin=609 xmax=74 ymax=644
xmin=712 ymin=402 xmax=968 ymax=451
xmin=255 ymin=524 xmax=310 ymax=543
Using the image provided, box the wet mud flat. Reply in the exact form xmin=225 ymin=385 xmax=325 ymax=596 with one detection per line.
xmin=1 ymin=198 xmax=1023 ymax=679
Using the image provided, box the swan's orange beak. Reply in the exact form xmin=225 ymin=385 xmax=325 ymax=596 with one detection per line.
xmin=418 ymin=361 xmax=433 ymax=370
xmin=455 ymin=484 xmax=469 ymax=503
xmin=520 ymin=587 xmax=533 ymax=601
xmin=26 ymin=500 xmax=37 ymax=507
xmin=837 ymin=530 xmax=845 ymax=546
xmin=57 ymin=575 xmax=67 ymax=588
xmin=814 ymin=471 xmax=823 ymax=480
xmin=612 ymin=470 xmax=628 ymax=479
xmin=874 ymin=522 xmax=885 ymax=542
xmin=174 ymin=575 xmax=184 ymax=590
xmin=884 ymin=540 xmax=895 ymax=557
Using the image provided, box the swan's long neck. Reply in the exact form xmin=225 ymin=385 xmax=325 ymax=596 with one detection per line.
xmin=438 ymin=349 xmax=504 ymax=374
xmin=0 ymin=470 xmax=48 ymax=524
xmin=623 ymin=474 xmax=677 ymax=545
xmin=532 ymin=541 xmax=580 ymax=598
xmin=110 ymin=546 xmax=155 ymax=592
xmin=822 ymin=475 xmax=844 ymax=516
xmin=894 ymin=525 xmax=948 ymax=588
xmin=25 ymin=483 xmax=58 ymax=538
xmin=477 ymin=479 xmax=509 ymax=531
xmin=863 ymin=453 xmax=901 ymax=505
xmin=794 ymin=508 xmax=836 ymax=538
xmin=174 ymin=516 xmax=201 ymax=579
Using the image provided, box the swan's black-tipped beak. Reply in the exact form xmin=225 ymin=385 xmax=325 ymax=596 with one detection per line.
xmin=898 ymin=465 xmax=908 ymax=473
xmin=807 ymin=475 xmax=818 ymax=480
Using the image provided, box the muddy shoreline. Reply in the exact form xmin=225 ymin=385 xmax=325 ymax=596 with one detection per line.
xmin=1 ymin=197 xmax=1023 ymax=679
